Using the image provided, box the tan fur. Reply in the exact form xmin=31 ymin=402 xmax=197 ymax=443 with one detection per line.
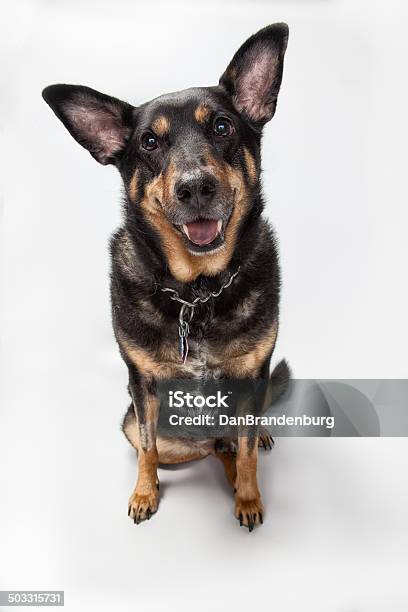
xmin=128 ymin=169 xmax=138 ymax=202
xmin=140 ymin=154 xmax=249 ymax=282
xmin=210 ymin=318 xmax=278 ymax=378
xmin=135 ymin=447 xmax=158 ymax=491
xmin=118 ymin=316 xmax=277 ymax=382
xmin=127 ymin=395 xmax=160 ymax=521
xmin=138 ymin=393 xmax=159 ymax=450
xmin=128 ymin=445 xmax=159 ymax=521
xmin=194 ymin=104 xmax=211 ymax=123
xmin=119 ymin=334 xmax=180 ymax=379
xmin=152 ymin=115 xmax=170 ymax=136
xmin=243 ymin=146 xmax=257 ymax=184
xmin=216 ymin=452 xmax=237 ymax=487
xmin=124 ymin=409 xmax=239 ymax=483
xmin=123 ymin=416 xmax=213 ymax=464
xmin=234 ymin=436 xmax=263 ymax=527
xmin=119 ymin=332 xmax=215 ymax=381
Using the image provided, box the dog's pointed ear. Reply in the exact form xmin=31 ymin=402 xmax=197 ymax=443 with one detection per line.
xmin=42 ymin=84 xmax=134 ymax=165
xmin=219 ymin=23 xmax=289 ymax=125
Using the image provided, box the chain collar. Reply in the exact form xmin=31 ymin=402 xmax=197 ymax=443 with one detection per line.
xmin=161 ymin=266 xmax=241 ymax=363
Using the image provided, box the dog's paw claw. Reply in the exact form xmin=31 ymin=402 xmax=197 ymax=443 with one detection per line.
xmin=235 ymin=497 xmax=264 ymax=531
xmin=128 ymin=490 xmax=158 ymax=524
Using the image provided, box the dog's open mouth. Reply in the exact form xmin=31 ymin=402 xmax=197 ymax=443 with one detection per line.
xmin=174 ymin=218 xmax=225 ymax=253
xmin=182 ymin=219 xmax=222 ymax=246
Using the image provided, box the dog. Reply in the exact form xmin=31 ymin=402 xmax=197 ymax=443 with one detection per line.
xmin=43 ymin=23 xmax=290 ymax=531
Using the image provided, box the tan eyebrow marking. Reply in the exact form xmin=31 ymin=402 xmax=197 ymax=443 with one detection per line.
xmin=152 ymin=115 xmax=170 ymax=136
xmin=194 ymin=104 xmax=211 ymax=124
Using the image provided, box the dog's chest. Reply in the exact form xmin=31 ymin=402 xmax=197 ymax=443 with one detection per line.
xmin=160 ymin=307 xmax=226 ymax=379
xmin=159 ymin=293 xmax=224 ymax=378
xmin=155 ymin=287 xmax=262 ymax=380
xmin=118 ymin=281 xmax=270 ymax=381
xmin=179 ymin=337 xmax=222 ymax=379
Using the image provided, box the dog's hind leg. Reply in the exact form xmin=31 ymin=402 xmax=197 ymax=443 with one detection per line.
xmin=123 ymin=405 xmax=212 ymax=465
xmin=213 ymin=439 xmax=237 ymax=488
xmin=214 ymin=431 xmax=273 ymax=488
xmin=216 ymin=453 xmax=237 ymax=488
xmin=258 ymin=427 xmax=274 ymax=450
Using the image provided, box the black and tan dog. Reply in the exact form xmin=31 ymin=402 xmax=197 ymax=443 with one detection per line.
xmin=43 ymin=23 xmax=290 ymax=531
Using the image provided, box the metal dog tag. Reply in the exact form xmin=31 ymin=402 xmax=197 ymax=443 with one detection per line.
xmin=178 ymin=322 xmax=189 ymax=364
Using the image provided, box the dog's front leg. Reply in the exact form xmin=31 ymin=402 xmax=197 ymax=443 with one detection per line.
xmin=235 ymin=432 xmax=263 ymax=531
xmin=127 ymin=366 xmax=160 ymax=524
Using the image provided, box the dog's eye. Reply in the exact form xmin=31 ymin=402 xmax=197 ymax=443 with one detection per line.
xmin=141 ymin=132 xmax=158 ymax=151
xmin=213 ymin=117 xmax=233 ymax=137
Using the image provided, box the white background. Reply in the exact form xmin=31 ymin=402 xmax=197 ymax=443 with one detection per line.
xmin=1 ymin=1 xmax=408 ymax=611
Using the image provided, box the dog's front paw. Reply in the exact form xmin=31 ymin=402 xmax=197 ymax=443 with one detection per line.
xmin=128 ymin=489 xmax=159 ymax=524
xmin=234 ymin=495 xmax=264 ymax=532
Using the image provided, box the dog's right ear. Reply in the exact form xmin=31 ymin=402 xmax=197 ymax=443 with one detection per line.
xmin=42 ymin=84 xmax=134 ymax=165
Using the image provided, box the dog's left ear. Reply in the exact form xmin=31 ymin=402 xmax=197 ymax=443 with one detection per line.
xmin=219 ymin=23 xmax=289 ymax=125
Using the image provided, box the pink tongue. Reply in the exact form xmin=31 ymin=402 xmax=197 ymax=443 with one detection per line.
xmin=185 ymin=220 xmax=219 ymax=246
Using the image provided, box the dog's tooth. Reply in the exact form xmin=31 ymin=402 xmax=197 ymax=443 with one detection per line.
xmin=182 ymin=224 xmax=190 ymax=239
xmin=217 ymin=219 xmax=222 ymax=233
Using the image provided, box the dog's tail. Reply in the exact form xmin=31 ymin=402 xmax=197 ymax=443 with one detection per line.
xmin=262 ymin=358 xmax=291 ymax=413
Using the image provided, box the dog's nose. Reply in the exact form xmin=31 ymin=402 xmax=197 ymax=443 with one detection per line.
xmin=175 ymin=173 xmax=217 ymax=207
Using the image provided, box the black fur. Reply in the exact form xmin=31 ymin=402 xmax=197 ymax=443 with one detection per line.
xmin=42 ymin=23 xmax=290 ymax=529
